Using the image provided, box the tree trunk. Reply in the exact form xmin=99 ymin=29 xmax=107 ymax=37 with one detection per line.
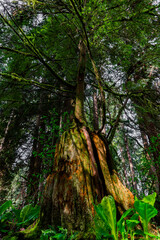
xmin=40 ymin=38 xmax=134 ymax=238
xmin=134 ymin=96 xmax=160 ymax=193
xmin=140 ymin=128 xmax=159 ymax=194
xmin=28 ymin=114 xmax=45 ymax=204
xmin=120 ymin=146 xmax=130 ymax=188
xmin=124 ymin=134 xmax=138 ymax=193
xmin=93 ymin=89 xmax=99 ymax=131
xmin=40 ymin=124 xmax=134 ymax=237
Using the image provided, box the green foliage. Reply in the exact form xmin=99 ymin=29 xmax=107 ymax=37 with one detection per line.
xmin=134 ymin=193 xmax=158 ymax=239
xmin=0 ymin=0 xmax=160 ymax=236
xmin=94 ymin=193 xmax=160 ymax=240
xmin=94 ymin=195 xmax=117 ymax=240
xmin=0 ymin=200 xmax=40 ymax=235
xmin=0 ymin=200 xmax=12 ymax=216
xmin=32 ymin=109 xmax=72 ymax=178
xmin=16 ymin=204 xmax=40 ymax=226
xmin=40 ymin=226 xmax=78 ymax=240
xmin=0 ymin=200 xmax=13 ymax=233
xmin=137 ymin=135 xmax=160 ymax=195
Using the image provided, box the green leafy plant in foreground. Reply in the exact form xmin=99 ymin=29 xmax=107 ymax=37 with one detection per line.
xmin=94 ymin=192 xmax=160 ymax=240
xmin=0 ymin=200 xmax=12 ymax=233
xmin=134 ymin=193 xmax=158 ymax=240
xmin=0 ymin=200 xmax=40 ymax=235
xmin=40 ymin=226 xmax=78 ymax=240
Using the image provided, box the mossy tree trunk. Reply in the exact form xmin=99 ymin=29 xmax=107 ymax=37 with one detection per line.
xmin=40 ymin=39 xmax=134 ymax=237
xmin=40 ymin=125 xmax=134 ymax=234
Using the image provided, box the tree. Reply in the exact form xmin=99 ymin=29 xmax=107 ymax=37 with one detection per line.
xmin=0 ymin=0 xmax=160 ymax=237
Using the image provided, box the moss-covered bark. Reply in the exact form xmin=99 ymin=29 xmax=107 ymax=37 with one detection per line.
xmin=40 ymin=124 xmax=134 ymax=237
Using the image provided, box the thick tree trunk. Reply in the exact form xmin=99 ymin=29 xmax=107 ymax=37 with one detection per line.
xmin=40 ymin=124 xmax=134 ymax=238
xmin=40 ymin=36 xmax=134 ymax=237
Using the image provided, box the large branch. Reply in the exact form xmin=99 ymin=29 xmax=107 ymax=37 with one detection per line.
xmin=0 ymin=46 xmax=36 ymax=57
xmin=107 ymin=97 xmax=129 ymax=144
xmin=0 ymin=72 xmax=73 ymax=93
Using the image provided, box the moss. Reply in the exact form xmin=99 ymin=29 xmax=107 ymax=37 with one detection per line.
xmin=17 ymin=219 xmax=40 ymax=239
xmin=2 ymin=236 xmax=18 ymax=240
xmin=75 ymin=230 xmax=96 ymax=240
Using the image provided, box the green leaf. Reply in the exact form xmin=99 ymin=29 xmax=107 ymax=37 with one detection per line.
xmin=134 ymin=200 xmax=158 ymax=232
xmin=102 ymin=196 xmax=117 ymax=233
xmin=142 ymin=192 xmax=157 ymax=206
xmin=144 ymin=232 xmax=160 ymax=239
xmin=134 ymin=201 xmax=158 ymax=222
xmin=126 ymin=219 xmax=139 ymax=230
xmin=17 ymin=204 xmax=40 ymax=226
xmin=134 ymin=230 xmax=145 ymax=236
xmin=117 ymin=208 xmax=135 ymax=235
xmin=94 ymin=196 xmax=118 ymax=240
xmin=0 ymin=200 xmax=12 ymax=215
xmin=20 ymin=204 xmax=32 ymax=221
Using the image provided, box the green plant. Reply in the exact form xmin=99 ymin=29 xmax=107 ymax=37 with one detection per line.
xmin=94 ymin=195 xmax=118 ymax=240
xmin=14 ymin=204 xmax=40 ymax=227
xmin=0 ymin=200 xmax=40 ymax=236
xmin=31 ymin=109 xmax=72 ymax=188
xmin=0 ymin=200 xmax=13 ymax=233
xmin=94 ymin=193 xmax=160 ymax=240
xmin=40 ymin=226 xmax=78 ymax=240
xmin=134 ymin=192 xmax=158 ymax=240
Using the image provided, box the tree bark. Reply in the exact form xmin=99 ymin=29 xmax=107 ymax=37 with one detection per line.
xmin=75 ymin=40 xmax=86 ymax=125
xmin=124 ymin=133 xmax=138 ymax=193
xmin=40 ymin=125 xmax=134 ymax=237
xmin=28 ymin=114 xmax=45 ymax=204
xmin=120 ymin=146 xmax=130 ymax=188
xmin=140 ymin=128 xmax=159 ymax=194
xmin=93 ymin=89 xmax=99 ymax=131
xmin=40 ymin=37 xmax=135 ymax=238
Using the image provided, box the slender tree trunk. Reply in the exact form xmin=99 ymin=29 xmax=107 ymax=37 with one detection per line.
xmin=124 ymin=134 xmax=138 ymax=193
xmin=0 ymin=111 xmax=14 ymax=152
xmin=75 ymin=40 xmax=86 ymax=124
xmin=120 ymin=146 xmax=130 ymax=188
xmin=28 ymin=114 xmax=45 ymax=204
xmin=0 ymin=111 xmax=15 ymax=201
xmin=140 ymin=128 xmax=159 ymax=194
xmin=93 ymin=89 xmax=99 ymax=131
xmin=135 ymin=102 xmax=160 ymax=193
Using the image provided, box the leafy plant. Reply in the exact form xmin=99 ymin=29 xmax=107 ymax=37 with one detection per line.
xmin=0 ymin=200 xmax=13 ymax=233
xmin=134 ymin=193 xmax=158 ymax=240
xmin=15 ymin=204 xmax=40 ymax=227
xmin=40 ymin=226 xmax=78 ymax=240
xmin=94 ymin=193 xmax=160 ymax=240
xmin=0 ymin=200 xmax=40 ymax=235
xmin=94 ymin=195 xmax=118 ymax=240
